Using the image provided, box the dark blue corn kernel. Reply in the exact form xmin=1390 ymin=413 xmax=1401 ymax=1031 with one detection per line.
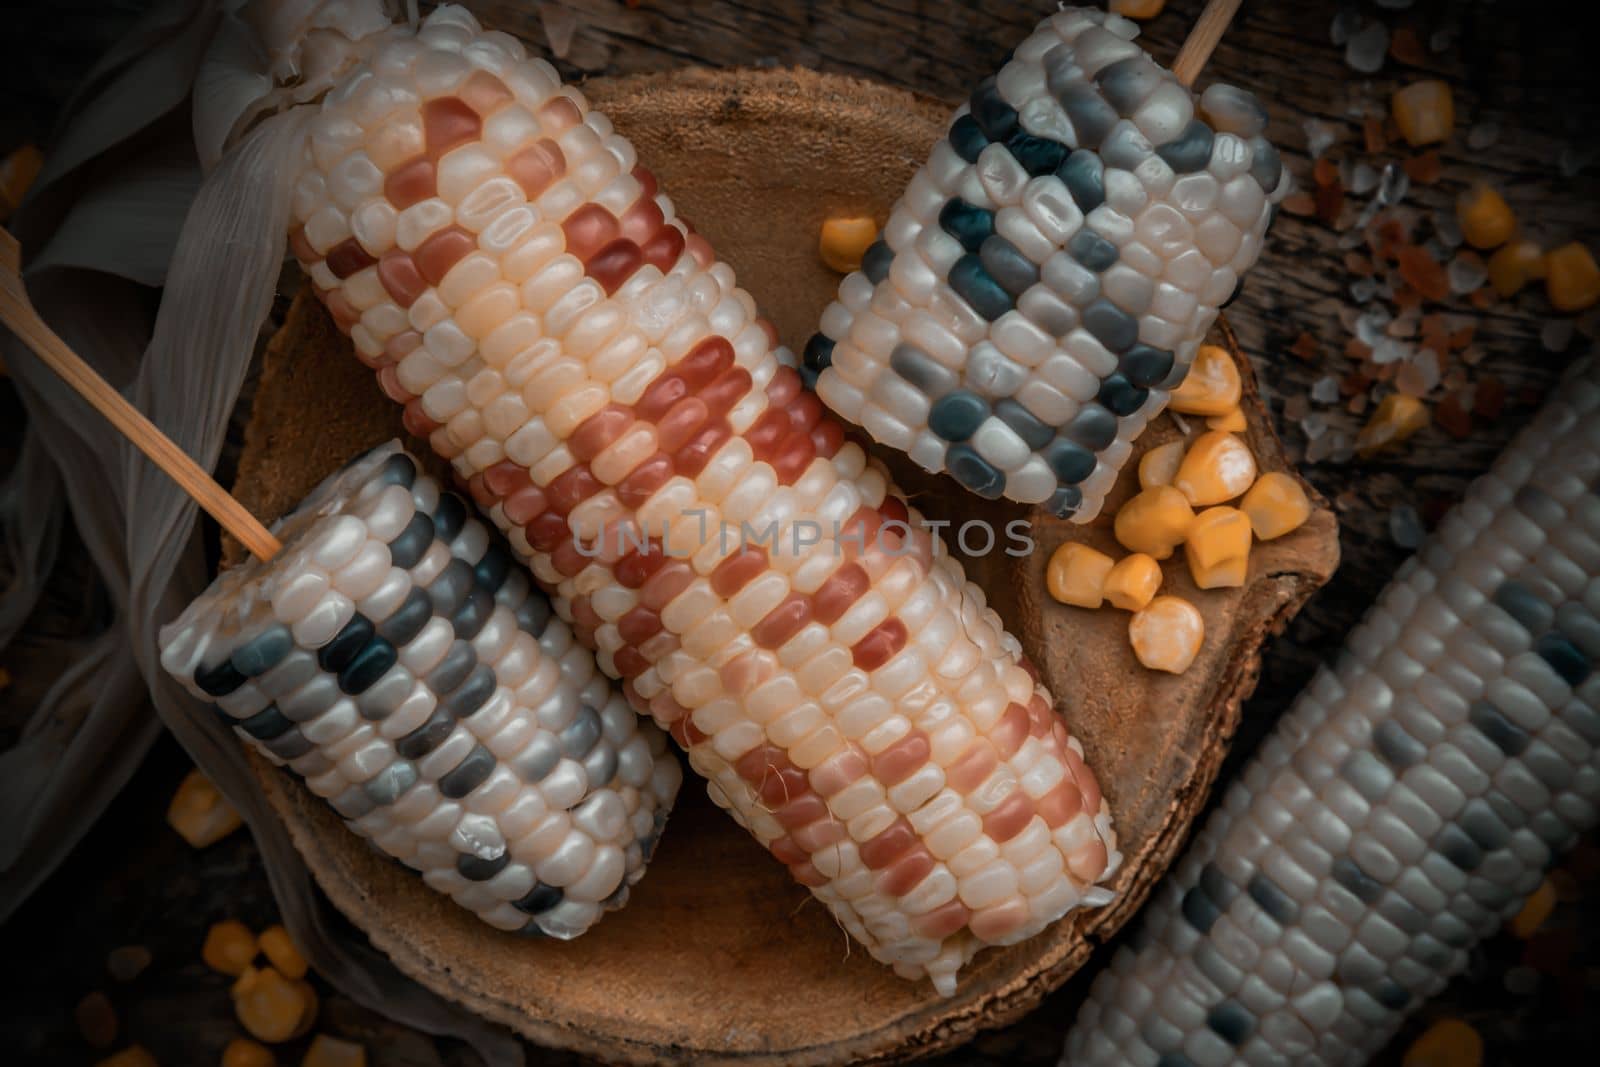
xmin=265 ymin=729 xmax=314 ymax=761
xmin=195 ymin=657 xmax=248 ymax=697
xmin=1056 ymin=149 xmax=1106 ymax=213
xmin=562 ymin=705 xmax=603 ymax=758
xmin=995 ymin=399 xmax=1054 ymax=451
xmin=1096 ymin=56 xmax=1164 ymax=116
xmin=1066 ymin=404 xmax=1118 ymax=451
xmin=364 ymin=760 xmax=419 ymax=806
xmin=1156 ymin=1057 xmax=1197 ymax=1067
xmin=439 ymin=743 xmax=496 ymax=798
xmin=862 ymin=239 xmax=894 ymax=285
xmin=948 ymin=113 xmax=989 ymax=164
xmin=1493 ymin=580 xmax=1553 ymax=633
xmin=519 ymin=732 xmax=562 ymax=782
xmin=584 ymin=743 xmax=619 ymax=788
xmin=430 ymin=641 xmax=478 ymax=694
xmin=232 ymin=626 xmax=293 ymax=677
xmin=1043 ymin=438 xmax=1096 ymax=483
xmin=1410 ymin=934 xmax=1453 ymax=968
xmin=452 ymin=587 xmax=494 ymax=640
xmin=518 ymin=922 xmax=550 ymax=938
xmin=1247 ymin=873 xmax=1298 ymax=923
xmin=457 ymin=850 xmax=510 ymax=881
xmin=1469 ymin=700 xmax=1530 ymax=756
xmin=1460 ymin=799 xmax=1510 ymax=850
xmin=969 ymin=76 xmax=1019 ymax=141
xmin=1248 ymin=136 xmax=1282 ymax=192
xmin=379 ymin=452 xmax=417 ymax=487
xmin=1373 ymin=720 xmax=1426 ymax=767
xmin=945 ymin=445 xmax=1006 ymax=499
xmin=1537 ymin=633 xmax=1590 ymax=685
xmin=515 ymin=882 xmax=564 ymax=914
xmin=929 ymin=390 xmax=989 ymax=442
xmin=1199 ymin=862 xmax=1238 ymax=908
xmin=980 ymin=235 xmax=1041 ymax=298
xmin=1006 ymin=132 xmax=1068 ymax=176
xmin=802 ymin=332 xmax=835 ymax=373
xmin=1206 ymin=1001 xmax=1254 ymax=1045
xmin=380 ymin=587 xmax=433 ymax=646
xmin=425 ymin=556 xmax=472 ymax=616
xmin=1057 ymin=86 xmax=1118 ymax=150
xmin=799 ymin=364 xmax=819 ymax=389
xmin=1371 ymin=980 xmax=1411 ymax=1011
xmin=319 ymin=614 xmax=376 ymax=673
xmin=339 ymin=636 xmax=398 ymax=694
xmin=890 ymin=344 xmax=958 ymax=396
xmin=396 ymin=706 xmax=456 ymax=759
xmin=433 ymin=492 xmax=467 ymax=541
xmin=1515 ymin=485 xmax=1565 ymax=526
xmin=1380 ymin=894 xmax=1426 ymax=934
xmin=1083 ymin=299 xmax=1139 ymax=353
xmin=1046 ymin=484 xmax=1083 ymax=518
xmin=1097 ymin=373 xmax=1149 ymax=417
xmin=515 ymin=593 xmax=552 ymax=637
xmin=239 ymin=704 xmax=294 ymax=741
xmin=473 ymin=543 xmax=512 ymax=592
xmin=1157 ymin=119 xmax=1216 ymax=173
xmin=939 ymin=198 xmax=996 ymax=254
xmin=1331 ymin=858 xmax=1382 ymax=902
xmin=1067 ymin=229 xmax=1119 ymax=272
xmin=447 ymin=664 xmax=498 ymax=717
xmin=387 ymin=512 xmax=435 ymax=569
xmin=1181 ymin=884 xmax=1220 ymax=933
xmin=949 ymin=254 xmax=1016 ymax=321
xmin=1120 ymin=343 xmax=1175 ymax=388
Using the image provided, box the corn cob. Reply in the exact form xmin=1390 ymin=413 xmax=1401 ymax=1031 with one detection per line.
xmin=804 ymin=7 xmax=1286 ymax=522
xmin=1063 ymin=352 xmax=1600 ymax=1065
xmin=160 ymin=441 xmax=681 ymax=939
xmin=283 ymin=3 xmax=1118 ymax=992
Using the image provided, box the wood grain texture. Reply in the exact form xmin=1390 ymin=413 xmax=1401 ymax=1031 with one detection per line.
xmin=226 ymin=68 xmax=1337 ymax=1064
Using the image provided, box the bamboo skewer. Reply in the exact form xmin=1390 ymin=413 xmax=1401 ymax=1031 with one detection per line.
xmin=0 ymin=228 xmax=283 ymax=561
xmin=1172 ymin=0 xmax=1243 ymax=87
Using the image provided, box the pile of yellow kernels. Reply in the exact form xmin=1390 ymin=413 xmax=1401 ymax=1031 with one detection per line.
xmin=1045 ymin=344 xmax=1312 ymax=675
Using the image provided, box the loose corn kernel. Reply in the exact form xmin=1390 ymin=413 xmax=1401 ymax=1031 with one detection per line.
xmin=1487 ymin=238 xmax=1546 ymax=298
xmin=302 ymin=1035 xmax=367 ymax=1067
xmin=1240 ymin=472 xmax=1312 ymax=540
xmin=96 ymin=1048 xmax=158 ymax=1067
xmin=1128 ymin=596 xmax=1205 ymax=674
xmin=1167 ymin=345 xmax=1241 ymax=416
xmin=1545 ymin=241 xmax=1600 ymax=313
xmin=1173 ymin=431 xmax=1257 ymax=506
xmin=0 ymin=143 xmax=43 ymax=223
xmin=1185 ymin=507 xmax=1252 ymax=589
xmin=290 ymin=980 xmax=320 ymax=1040
xmin=76 ymin=991 xmax=118 ymax=1049
xmin=1104 ymin=554 xmax=1162 ymax=611
xmin=258 ymin=925 xmax=308 ymax=981
xmin=1509 ymin=879 xmax=1557 ymax=938
xmin=1114 ymin=487 xmax=1196 ymax=560
xmin=1206 ymin=407 xmax=1247 ymax=432
xmin=1109 ymin=0 xmax=1166 ymax=17
xmin=222 ymin=1038 xmax=277 ymax=1067
xmin=1403 ymin=1018 xmax=1483 ymax=1067
xmin=1391 ymin=80 xmax=1454 ymax=147
xmin=232 ymin=966 xmax=311 ymax=1044
xmin=1046 ymin=542 xmax=1116 ymax=608
xmin=203 ymin=920 xmax=258 ymax=977
xmin=167 ymin=768 xmax=242 ymax=848
xmin=106 ymin=945 xmax=152 ymax=983
xmin=1455 ymin=183 xmax=1515 ymax=250
xmin=819 ymin=216 xmax=879 ymax=274
xmin=1356 ymin=393 xmax=1430 ymax=456
xmin=1138 ymin=440 xmax=1185 ymax=489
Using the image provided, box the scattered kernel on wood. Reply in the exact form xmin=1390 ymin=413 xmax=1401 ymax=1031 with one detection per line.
xmin=1114 ymin=486 xmax=1196 ymax=560
xmin=1168 ymin=344 xmax=1241 ymax=416
xmin=1240 ymin=473 xmax=1312 ymax=540
xmin=1046 ymin=542 xmax=1115 ymax=609
xmin=1357 ymin=393 xmax=1430 ymax=456
xmin=1363 ymin=115 xmax=1388 ymax=153
xmin=76 ymin=991 xmax=118 ymax=1049
xmin=1389 ymin=26 xmax=1427 ymax=65
xmin=0 ymin=143 xmax=44 ymax=222
xmin=1510 ymin=879 xmax=1557 ymax=938
xmin=1545 ymin=241 xmax=1600 ymax=312
xmin=1128 ymin=596 xmax=1205 ymax=674
xmin=1456 ymin=183 xmax=1515 ymax=250
xmin=1280 ymin=191 xmax=1316 ymax=217
xmin=1174 ymin=431 xmax=1257 ymax=507
xmin=232 ymin=966 xmax=311 ymax=1044
xmin=222 ymin=1038 xmax=277 ymax=1067
xmin=1436 ymin=391 xmax=1473 ymax=438
xmin=1288 ymin=331 xmax=1321 ymax=362
xmin=106 ymin=945 xmax=152 ymax=984
xmin=1391 ymin=80 xmax=1454 ymax=146
xmin=258 ymin=926 xmax=308 ymax=981
xmin=96 ymin=1047 xmax=157 ymax=1067
xmin=1403 ymin=1018 xmax=1483 ymax=1067
xmin=1312 ymin=157 xmax=1338 ymax=188
xmin=1396 ymin=245 xmax=1450 ymax=302
xmin=301 ymin=1034 xmax=367 ymax=1067
xmin=1109 ymin=0 xmax=1166 ymax=18
xmin=1313 ymin=181 xmax=1344 ymax=227
xmin=1487 ymin=238 xmax=1546 ymax=298
xmin=203 ymin=920 xmax=258 ymax=977
xmin=1206 ymin=407 xmax=1247 ymax=432
xmin=1184 ymin=506 xmax=1253 ymax=587
xmin=1104 ymin=554 xmax=1162 ymax=612
xmin=1138 ymin=440 xmax=1184 ymax=490
xmin=167 ymin=768 xmax=242 ymax=848
xmin=1402 ymin=150 xmax=1442 ymax=184
xmin=818 ymin=216 xmax=878 ymax=274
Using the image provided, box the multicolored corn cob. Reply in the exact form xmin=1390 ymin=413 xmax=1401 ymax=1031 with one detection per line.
xmin=282 ymin=3 xmax=1117 ymax=992
xmin=160 ymin=441 xmax=681 ymax=939
xmin=1063 ymin=352 xmax=1600 ymax=1064
xmin=804 ymin=7 xmax=1286 ymax=521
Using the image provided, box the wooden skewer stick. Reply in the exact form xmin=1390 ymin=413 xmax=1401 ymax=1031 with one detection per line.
xmin=1172 ymin=0 xmax=1243 ymax=88
xmin=0 ymin=228 xmax=283 ymax=561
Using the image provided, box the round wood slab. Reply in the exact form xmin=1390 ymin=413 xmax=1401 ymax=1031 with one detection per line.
xmin=228 ymin=68 xmax=1339 ymax=1065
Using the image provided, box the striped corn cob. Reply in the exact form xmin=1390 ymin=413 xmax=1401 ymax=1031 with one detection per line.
xmin=803 ymin=7 xmax=1286 ymax=522
xmin=159 ymin=441 xmax=681 ymax=939
xmin=1063 ymin=352 xmax=1600 ymax=1065
xmin=282 ymin=3 xmax=1117 ymax=992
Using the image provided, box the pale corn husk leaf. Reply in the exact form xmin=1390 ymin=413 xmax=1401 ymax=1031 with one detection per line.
xmin=193 ymin=10 xmax=275 ymax=172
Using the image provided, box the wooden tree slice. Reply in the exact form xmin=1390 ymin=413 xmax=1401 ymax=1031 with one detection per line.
xmin=228 ymin=68 xmax=1339 ymax=1065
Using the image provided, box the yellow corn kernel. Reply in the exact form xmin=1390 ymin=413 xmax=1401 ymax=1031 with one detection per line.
xmin=1173 ymin=431 xmax=1257 ymax=507
xmin=0 ymin=143 xmax=43 ymax=222
xmin=96 ymin=1048 xmax=158 ymax=1067
xmin=1240 ymin=472 xmax=1312 ymax=540
xmin=1487 ymin=238 xmax=1546 ymax=298
xmin=1206 ymin=407 xmax=1247 ymax=432
xmin=1114 ymin=487 xmax=1195 ymax=560
xmin=1046 ymin=542 xmax=1115 ymax=608
xmin=1185 ymin=507 xmax=1252 ymax=590
xmin=258 ymin=925 xmax=308 ymax=981
xmin=1109 ymin=0 xmax=1166 ymax=17
xmin=1128 ymin=596 xmax=1205 ymax=674
xmin=1167 ymin=344 xmax=1241 ymax=416
xmin=302 ymin=1035 xmax=367 ymax=1067
xmin=232 ymin=966 xmax=311 ymax=1044
xmin=1545 ymin=241 xmax=1600 ymax=313
xmin=222 ymin=1038 xmax=277 ymax=1067
xmin=1138 ymin=440 xmax=1185 ymax=489
xmin=1455 ymin=183 xmax=1515 ymax=250
xmin=1509 ymin=878 xmax=1557 ymax=938
xmin=818 ymin=216 xmax=878 ymax=274
xmin=290 ymin=980 xmax=320 ymax=1040
xmin=203 ymin=920 xmax=259 ymax=977
xmin=1104 ymin=554 xmax=1162 ymax=611
xmin=1356 ymin=393 xmax=1430 ymax=456
xmin=167 ymin=768 xmax=242 ymax=848
xmin=1391 ymin=80 xmax=1454 ymax=147
xmin=1403 ymin=1018 xmax=1483 ymax=1067
xmin=1190 ymin=554 xmax=1248 ymax=589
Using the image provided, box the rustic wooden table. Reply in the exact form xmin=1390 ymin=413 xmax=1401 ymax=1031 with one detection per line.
xmin=3 ymin=0 xmax=1599 ymax=1063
